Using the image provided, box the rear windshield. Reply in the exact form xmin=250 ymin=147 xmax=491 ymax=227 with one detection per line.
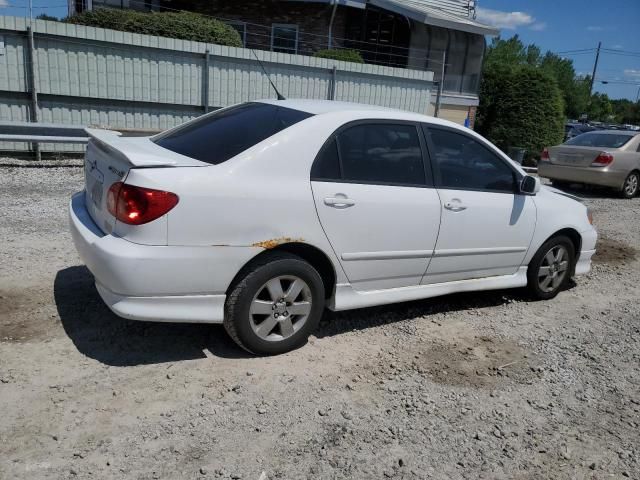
xmin=565 ymin=132 xmax=634 ymax=148
xmin=153 ymin=102 xmax=313 ymax=164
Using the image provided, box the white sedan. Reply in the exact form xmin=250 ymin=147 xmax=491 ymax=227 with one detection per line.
xmin=70 ymin=100 xmax=597 ymax=354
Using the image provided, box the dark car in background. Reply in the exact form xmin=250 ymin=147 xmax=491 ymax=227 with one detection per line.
xmin=564 ymin=123 xmax=597 ymax=141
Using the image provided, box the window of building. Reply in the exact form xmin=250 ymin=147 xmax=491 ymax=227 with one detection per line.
xmin=225 ymin=21 xmax=247 ymax=47
xmin=463 ymin=34 xmax=484 ymax=94
xmin=444 ymin=30 xmax=468 ymax=93
xmin=271 ymin=24 xmax=299 ymax=54
xmin=426 ymin=127 xmax=516 ymax=193
xmin=426 ymin=26 xmax=449 ymax=83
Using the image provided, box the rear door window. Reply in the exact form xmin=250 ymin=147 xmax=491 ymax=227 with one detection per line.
xmin=312 ymin=122 xmax=429 ymax=187
xmin=153 ymin=103 xmax=313 ymax=164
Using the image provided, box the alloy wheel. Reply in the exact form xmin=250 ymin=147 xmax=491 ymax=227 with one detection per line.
xmin=249 ymin=275 xmax=312 ymax=342
xmin=624 ymin=173 xmax=639 ymax=197
xmin=537 ymin=245 xmax=569 ymax=293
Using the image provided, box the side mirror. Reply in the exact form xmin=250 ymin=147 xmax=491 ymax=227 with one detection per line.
xmin=520 ymin=175 xmax=541 ymax=195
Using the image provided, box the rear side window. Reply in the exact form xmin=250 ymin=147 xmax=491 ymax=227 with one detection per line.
xmin=312 ymin=123 xmax=427 ymax=186
xmin=154 ymin=103 xmax=313 ymax=164
xmin=426 ymin=127 xmax=516 ymax=193
xmin=565 ymin=132 xmax=634 ymax=148
xmin=312 ymin=139 xmax=341 ymax=180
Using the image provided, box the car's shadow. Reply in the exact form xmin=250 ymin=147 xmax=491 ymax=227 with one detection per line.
xmin=54 ymin=266 xmax=250 ymax=366
xmin=55 ymin=266 xmax=575 ymax=366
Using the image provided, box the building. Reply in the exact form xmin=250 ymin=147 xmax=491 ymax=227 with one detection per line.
xmin=68 ymin=0 xmax=499 ymax=125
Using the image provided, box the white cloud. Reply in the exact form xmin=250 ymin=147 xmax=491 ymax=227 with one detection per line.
xmin=0 ymin=0 xmax=9 ymax=7
xmin=624 ymin=69 xmax=640 ymax=78
xmin=611 ymin=45 xmax=623 ymax=50
xmin=529 ymin=22 xmax=547 ymax=31
xmin=587 ymin=26 xmax=604 ymax=31
xmin=475 ymin=7 xmax=536 ymax=30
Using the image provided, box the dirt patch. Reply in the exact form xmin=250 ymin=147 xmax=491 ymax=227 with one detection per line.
xmin=414 ymin=335 xmax=534 ymax=387
xmin=368 ymin=334 xmax=536 ymax=389
xmin=593 ymin=236 xmax=637 ymax=264
xmin=0 ymin=288 xmax=57 ymax=343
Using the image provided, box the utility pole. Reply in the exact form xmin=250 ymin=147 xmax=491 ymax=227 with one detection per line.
xmin=589 ymin=41 xmax=601 ymax=95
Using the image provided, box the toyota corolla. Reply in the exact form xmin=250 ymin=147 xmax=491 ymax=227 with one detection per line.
xmin=70 ymin=100 xmax=597 ymax=354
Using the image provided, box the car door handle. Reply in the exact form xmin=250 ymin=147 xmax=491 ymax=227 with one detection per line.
xmin=324 ymin=196 xmax=355 ymax=208
xmin=444 ymin=201 xmax=467 ymax=212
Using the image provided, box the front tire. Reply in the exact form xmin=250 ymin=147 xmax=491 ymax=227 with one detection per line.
xmin=224 ymin=252 xmax=325 ymax=355
xmin=620 ymin=171 xmax=639 ymax=199
xmin=527 ymin=236 xmax=575 ymax=300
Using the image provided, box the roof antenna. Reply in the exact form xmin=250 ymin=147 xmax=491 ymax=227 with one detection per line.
xmin=251 ymin=49 xmax=286 ymax=100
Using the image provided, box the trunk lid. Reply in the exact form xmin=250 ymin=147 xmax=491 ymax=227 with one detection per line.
xmin=547 ymin=145 xmax=611 ymax=167
xmin=83 ymin=128 xmax=205 ymax=234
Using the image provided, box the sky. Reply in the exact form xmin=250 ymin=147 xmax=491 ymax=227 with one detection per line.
xmin=476 ymin=0 xmax=640 ymax=101
xmin=1 ymin=0 xmax=639 ymax=101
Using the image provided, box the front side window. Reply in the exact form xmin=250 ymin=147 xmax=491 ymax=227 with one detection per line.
xmin=426 ymin=127 xmax=516 ymax=193
xmin=154 ymin=103 xmax=312 ymax=165
xmin=312 ymin=123 xmax=427 ymax=187
xmin=272 ymin=24 xmax=298 ymax=54
xmin=565 ymin=132 xmax=634 ymax=148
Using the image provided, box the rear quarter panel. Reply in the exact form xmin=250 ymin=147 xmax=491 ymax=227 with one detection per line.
xmin=142 ymin=113 xmax=376 ymax=286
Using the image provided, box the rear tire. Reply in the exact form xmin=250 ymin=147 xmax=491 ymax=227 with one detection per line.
xmin=620 ymin=171 xmax=639 ymax=199
xmin=527 ymin=236 xmax=575 ymax=300
xmin=224 ymin=252 xmax=325 ymax=355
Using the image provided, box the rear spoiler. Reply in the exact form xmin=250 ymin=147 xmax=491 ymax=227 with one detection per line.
xmin=85 ymin=128 xmax=203 ymax=168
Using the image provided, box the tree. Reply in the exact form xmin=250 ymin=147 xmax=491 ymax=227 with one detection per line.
xmin=36 ymin=14 xmax=59 ymax=21
xmin=540 ymin=52 xmax=590 ymax=119
xmin=482 ymin=36 xmax=592 ymax=121
xmin=65 ymin=9 xmax=243 ymax=47
xmin=476 ymin=64 xmax=565 ymax=161
xmin=586 ymin=93 xmax=613 ymax=121
xmin=313 ymin=49 xmax=364 ymax=63
xmin=611 ymin=99 xmax=640 ymax=124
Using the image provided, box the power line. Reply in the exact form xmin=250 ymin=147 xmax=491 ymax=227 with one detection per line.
xmin=597 ymin=79 xmax=640 ymax=85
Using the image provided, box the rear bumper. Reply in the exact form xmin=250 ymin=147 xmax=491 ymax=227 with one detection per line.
xmin=538 ymin=162 xmax=627 ymax=189
xmin=69 ymin=191 xmax=260 ymax=323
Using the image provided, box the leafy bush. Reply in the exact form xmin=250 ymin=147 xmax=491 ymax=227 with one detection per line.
xmin=476 ymin=64 xmax=564 ymax=162
xmin=37 ymin=14 xmax=59 ymax=21
xmin=314 ymin=49 xmax=364 ymax=64
xmin=65 ymin=8 xmax=242 ymax=47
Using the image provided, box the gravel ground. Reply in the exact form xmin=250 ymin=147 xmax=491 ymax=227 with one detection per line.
xmin=1 ymin=158 xmax=639 ymax=480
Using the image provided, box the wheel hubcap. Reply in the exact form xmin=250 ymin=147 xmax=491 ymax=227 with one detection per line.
xmin=624 ymin=174 xmax=638 ymax=196
xmin=538 ymin=245 xmax=569 ymax=293
xmin=249 ymin=275 xmax=312 ymax=342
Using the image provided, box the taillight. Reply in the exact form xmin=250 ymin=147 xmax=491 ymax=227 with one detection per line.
xmin=591 ymin=152 xmax=614 ymax=167
xmin=107 ymin=182 xmax=179 ymax=225
xmin=541 ymin=148 xmax=550 ymax=161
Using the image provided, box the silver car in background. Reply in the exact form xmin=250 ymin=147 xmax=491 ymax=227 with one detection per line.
xmin=539 ymin=130 xmax=640 ymax=198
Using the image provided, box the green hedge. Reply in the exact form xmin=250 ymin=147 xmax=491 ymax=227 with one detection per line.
xmin=314 ymin=49 xmax=364 ymax=64
xmin=65 ymin=8 xmax=243 ymax=47
xmin=476 ymin=64 xmax=564 ymax=163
